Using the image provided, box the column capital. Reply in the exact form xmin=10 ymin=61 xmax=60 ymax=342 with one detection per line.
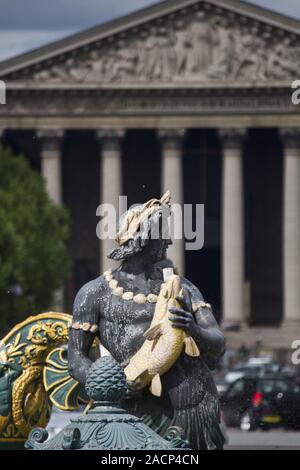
xmin=280 ymin=128 xmax=300 ymax=152
xmin=157 ymin=128 xmax=186 ymax=151
xmin=36 ymin=129 xmax=64 ymax=152
xmin=96 ymin=129 xmax=125 ymax=152
xmin=218 ymin=128 xmax=247 ymax=151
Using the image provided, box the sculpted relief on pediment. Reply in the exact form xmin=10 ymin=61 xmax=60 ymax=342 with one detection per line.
xmin=28 ymin=8 xmax=300 ymax=83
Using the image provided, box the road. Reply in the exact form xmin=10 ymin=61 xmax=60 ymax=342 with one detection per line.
xmin=225 ymin=429 xmax=300 ymax=450
xmin=47 ymin=411 xmax=300 ymax=450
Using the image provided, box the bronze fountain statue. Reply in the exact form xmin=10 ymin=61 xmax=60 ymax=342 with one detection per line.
xmin=0 ymin=191 xmax=225 ymax=450
xmin=68 ymin=191 xmax=226 ymax=450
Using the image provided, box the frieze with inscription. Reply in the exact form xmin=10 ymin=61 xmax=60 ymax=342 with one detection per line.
xmin=1 ymin=89 xmax=297 ymax=117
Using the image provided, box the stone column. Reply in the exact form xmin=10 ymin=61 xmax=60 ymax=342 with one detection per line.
xmin=219 ymin=129 xmax=247 ymax=326
xmin=37 ymin=129 xmax=65 ymax=311
xmin=158 ymin=129 xmax=185 ymax=275
xmin=96 ymin=130 xmax=125 ymax=273
xmin=280 ymin=128 xmax=300 ymax=326
xmin=37 ymin=130 xmax=64 ymax=204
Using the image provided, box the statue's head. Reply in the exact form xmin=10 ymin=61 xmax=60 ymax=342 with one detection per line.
xmin=108 ymin=191 xmax=172 ymax=263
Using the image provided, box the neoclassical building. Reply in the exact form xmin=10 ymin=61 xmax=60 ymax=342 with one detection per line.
xmin=0 ymin=0 xmax=300 ymax=352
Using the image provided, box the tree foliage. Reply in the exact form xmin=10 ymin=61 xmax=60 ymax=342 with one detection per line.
xmin=0 ymin=145 xmax=70 ymax=334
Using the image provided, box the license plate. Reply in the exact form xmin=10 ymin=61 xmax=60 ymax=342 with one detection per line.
xmin=262 ymin=415 xmax=282 ymax=424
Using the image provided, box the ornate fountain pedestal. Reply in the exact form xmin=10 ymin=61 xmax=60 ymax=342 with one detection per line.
xmin=25 ymin=357 xmax=190 ymax=450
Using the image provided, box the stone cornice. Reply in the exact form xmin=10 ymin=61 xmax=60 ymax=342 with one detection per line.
xmin=1 ymin=85 xmax=297 ymax=119
xmin=0 ymin=115 xmax=299 ymax=130
xmin=4 ymin=81 xmax=296 ymax=91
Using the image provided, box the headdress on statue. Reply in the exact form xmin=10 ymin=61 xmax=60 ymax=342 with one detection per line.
xmin=116 ymin=190 xmax=171 ymax=246
xmin=108 ymin=190 xmax=171 ymax=261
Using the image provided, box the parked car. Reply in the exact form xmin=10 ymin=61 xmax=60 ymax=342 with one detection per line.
xmin=224 ymin=365 xmax=261 ymax=384
xmin=223 ymin=359 xmax=282 ymax=384
xmin=220 ymin=374 xmax=300 ymax=431
xmin=214 ymin=377 xmax=230 ymax=397
xmin=247 ymin=357 xmax=273 ymax=366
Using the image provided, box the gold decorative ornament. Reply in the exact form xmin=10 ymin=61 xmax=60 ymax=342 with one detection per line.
xmin=0 ymin=312 xmax=72 ymax=442
xmin=109 ymin=279 xmax=118 ymax=289
xmin=133 ymin=293 xmax=147 ymax=305
xmin=192 ymin=301 xmax=212 ymax=313
xmin=90 ymin=324 xmax=99 ymax=333
xmin=122 ymin=291 xmax=134 ymax=301
xmin=69 ymin=322 xmax=99 ymax=333
xmin=104 ymin=269 xmax=159 ymax=305
xmin=0 ymin=312 xmax=100 ymax=445
xmin=113 ymin=287 xmax=124 ymax=297
xmin=147 ymin=294 xmax=158 ymax=303
xmin=103 ymin=270 xmax=112 ymax=280
xmin=12 ymin=366 xmax=45 ymax=436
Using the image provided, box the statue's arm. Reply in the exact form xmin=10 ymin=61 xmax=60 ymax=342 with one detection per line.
xmin=193 ymin=302 xmax=225 ymax=362
xmin=169 ymin=279 xmax=225 ymax=367
xmin=68 ymin=278 xmax=102 ymax=384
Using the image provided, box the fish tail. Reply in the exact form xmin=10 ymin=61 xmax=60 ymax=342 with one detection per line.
xmin=149 ymin=373 xmax=162 ymax=397
xmin=125 ymin=362 xmax=142 ymax=382
xmin=184 ymin=335 xmax=200 ymax=357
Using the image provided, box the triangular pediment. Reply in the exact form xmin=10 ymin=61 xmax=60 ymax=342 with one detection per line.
xmin=1 ymin=0 xmax=300 ymax=85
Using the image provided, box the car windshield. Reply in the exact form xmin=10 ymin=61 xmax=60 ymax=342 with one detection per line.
xmin=232 ymin=365 xmax=259 ymax=373
xmin=260 ymin=380 xmax=300 ymax=394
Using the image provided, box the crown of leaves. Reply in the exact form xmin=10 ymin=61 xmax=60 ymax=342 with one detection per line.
xmin=116 ymin=190 xmax=171 ymax=246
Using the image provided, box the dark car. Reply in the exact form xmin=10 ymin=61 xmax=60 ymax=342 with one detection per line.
xmin=220 ymin=375 xmax=300 ymax=431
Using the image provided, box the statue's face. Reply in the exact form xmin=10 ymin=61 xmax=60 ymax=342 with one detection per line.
xmin=145 ymin=208 xmax=172 ymax=262
xmin=109 ymin=205 xmax=172 ymax=263
xmin=144 ymin=235 xmax=172 ymax=263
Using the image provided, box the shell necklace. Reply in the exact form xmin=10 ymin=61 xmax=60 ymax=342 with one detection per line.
xmin=103 ymin=270 xmax=163 ymax=305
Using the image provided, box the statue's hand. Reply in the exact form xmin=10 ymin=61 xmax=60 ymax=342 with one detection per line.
xmin=168 ymin=287 xmax=199 ymax=338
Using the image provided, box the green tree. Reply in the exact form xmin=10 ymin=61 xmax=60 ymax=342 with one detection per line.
xmin=0 ymin=145 xmax=70 ymax=334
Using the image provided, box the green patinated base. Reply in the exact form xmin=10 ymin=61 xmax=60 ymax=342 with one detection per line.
xmin=0 ymin=440 xmax=25 ymax=450
xmin=26 ymin=358 xmax=191 ymax=450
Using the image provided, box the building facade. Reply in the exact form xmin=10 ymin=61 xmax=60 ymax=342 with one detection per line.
xmin=0 ymin=0 xmax=300 ymax=351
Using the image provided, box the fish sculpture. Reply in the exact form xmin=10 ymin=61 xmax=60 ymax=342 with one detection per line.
xmin=124 ymin=273 xmax=200 ymax=397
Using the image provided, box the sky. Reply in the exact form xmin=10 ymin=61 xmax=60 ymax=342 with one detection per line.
xmin=0 ymin=0 xmax=300 ymax=61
